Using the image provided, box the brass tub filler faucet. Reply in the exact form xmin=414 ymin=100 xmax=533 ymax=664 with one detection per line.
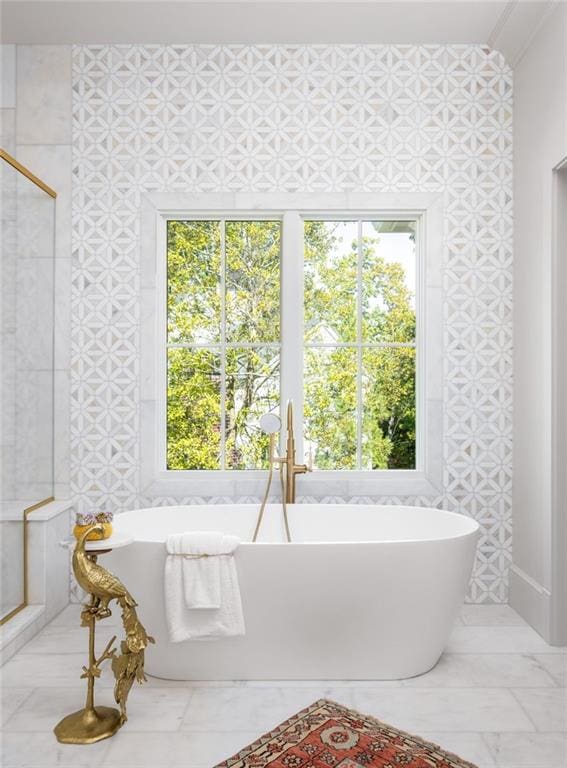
xmin=252 ymin=401 xmax=312 ymax=542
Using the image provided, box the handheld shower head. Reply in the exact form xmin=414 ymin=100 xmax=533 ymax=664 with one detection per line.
xmin=260 ymin=412 xmax=281 ymax=435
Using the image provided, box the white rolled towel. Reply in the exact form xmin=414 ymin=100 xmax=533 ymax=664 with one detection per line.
xmin=164 ymin=531 xmax=245 ymax=642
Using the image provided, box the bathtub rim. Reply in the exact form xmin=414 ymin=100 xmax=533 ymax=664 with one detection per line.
xmin=112 ymin=503 xmax=480 ymax=546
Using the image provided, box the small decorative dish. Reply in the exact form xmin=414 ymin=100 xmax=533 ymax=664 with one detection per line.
xmin=73 ymin=511 xmax=114 ymax=541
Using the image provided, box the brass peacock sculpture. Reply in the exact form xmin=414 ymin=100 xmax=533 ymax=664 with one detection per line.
xmin=73 ymin=526 xmax=137 ymax=619
xmin=72 ymin=525 xmax=154 ymax=726
xmin=111 ymin=602 xmax=154 ymax=723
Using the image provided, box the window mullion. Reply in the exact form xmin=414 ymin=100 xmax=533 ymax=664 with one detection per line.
xmin=281 ymin=211 xmax=304 ymax=460
xmin=415 ymin=214 xmax=425 ymax=472
xmin=160 ymin=214 xmax=169 ymax=471
xmin=356 ymin=219 xmax=363 ymax=470
xmin=220 ymin=219 xmax=226 ymax=470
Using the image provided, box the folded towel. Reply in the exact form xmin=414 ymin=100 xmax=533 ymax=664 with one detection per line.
xmin=164 ymin=531 xmax=245 ymax=642
xmin=166 ymin=531 xmax=225 ymax=609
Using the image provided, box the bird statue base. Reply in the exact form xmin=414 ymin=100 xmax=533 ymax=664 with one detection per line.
xmin=54 ymin=526 xmax=154 ymax=745
xmin=54 ymin=705 xmax=122 ymax=744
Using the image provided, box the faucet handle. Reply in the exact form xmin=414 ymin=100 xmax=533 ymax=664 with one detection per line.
xmin=306 ymin=450 xmax=314 ymax=472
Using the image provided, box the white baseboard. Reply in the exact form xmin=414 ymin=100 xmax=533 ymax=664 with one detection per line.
xmin=509 ymin=563 xmax=552 ymax=641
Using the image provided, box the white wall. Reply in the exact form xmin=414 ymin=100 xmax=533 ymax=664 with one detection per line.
xmin=552 ymin=162 xmax=567 ymax=643
xmin=511 ymin=3 xmax=567 ymax=641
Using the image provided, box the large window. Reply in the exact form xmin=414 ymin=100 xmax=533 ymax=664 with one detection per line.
xmin=165 ymin=213 xmax=418 ymax=472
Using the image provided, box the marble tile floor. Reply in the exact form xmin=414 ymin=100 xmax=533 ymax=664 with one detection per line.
xmin=1 ymin=604 xmax=565 ymax=768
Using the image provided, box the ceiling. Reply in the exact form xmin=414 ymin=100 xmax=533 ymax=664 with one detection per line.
xmin=0 ymin=0 xmax=559 ymax=66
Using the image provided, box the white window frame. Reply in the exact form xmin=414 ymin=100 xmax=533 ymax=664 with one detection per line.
xmin=140 ymin=192 xmax=443 ymax=499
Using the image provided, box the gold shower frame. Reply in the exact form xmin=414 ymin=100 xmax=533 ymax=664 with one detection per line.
xmin=0 ymin=497 xmax=55 ymax=625
xmin=0 ymin=148 xmax=57 ymax=198
xmin=0 ymin=148 xmax=57 ymax=625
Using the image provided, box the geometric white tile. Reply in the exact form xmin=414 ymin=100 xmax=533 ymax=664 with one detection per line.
xmin=71 ymin=44 xmax=513 ymax=603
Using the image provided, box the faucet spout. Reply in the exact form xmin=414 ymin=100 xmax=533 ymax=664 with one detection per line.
xmin=282 ymin=400 xmax=311 ymax=503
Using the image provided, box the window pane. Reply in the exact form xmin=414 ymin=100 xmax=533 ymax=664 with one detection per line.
xmin=225 ymin=348 xmax=280 ymax=469
xmin=167 ymin=221 xmax=221 ymax=343
xmin=361 ymin=221 xmax=416 ymax=343
xmin=304 ymin=347 xmax=357 ymax=469
xmin=304 ymin=220 xmax=358 ymax=343
xmin=361 ymin=347 xmax=416 ymax=470
xmin=167 ymin=348 xmax=221 ymax=469
xmin=225 ymin=220 xmax=280 ymax=343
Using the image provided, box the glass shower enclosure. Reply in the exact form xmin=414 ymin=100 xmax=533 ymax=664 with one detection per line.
xmin=0 ymin=149 xmax=56 ymax=624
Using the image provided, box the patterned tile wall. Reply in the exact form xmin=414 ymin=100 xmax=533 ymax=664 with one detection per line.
xmin=71 ymin=45 xmax=513 ymax=602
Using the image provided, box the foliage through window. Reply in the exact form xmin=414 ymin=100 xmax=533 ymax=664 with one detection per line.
xmin=167 ymin=220 xmax=280 ymax=470
xmin=165 ymin=216 xmax=417 ymax=471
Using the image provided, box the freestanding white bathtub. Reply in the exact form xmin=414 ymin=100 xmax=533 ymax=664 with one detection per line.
xmin=105 ymin=504 xmax=479 ymax=680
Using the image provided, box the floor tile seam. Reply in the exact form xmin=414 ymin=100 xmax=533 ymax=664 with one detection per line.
xmin=181 ymin=728 xmax=557 ymax=735
xmin=509 ymin=685 xmax=567 ymax=692
xmin=26 ymin=651 xmax=562 ymax=662
xmin=16 ymin=647 xmax=119 ymax=655
xmin=478 ymin=731 xmax=567 ymax=768
xmin=525 ymin=653 xmax=567 ymax=688
xmin=444 ymin=653 xmax=554 ymax=657
xmin=0 ymin=688 xmax=37 ymax=729
xmin=478 ymin=730 xmax=504 ymax=765
xmin=507 ymin=688 xmax=557 ymax=733
xmin=99 ymin=764 xmax=177 ymax=768
xmin=398 ymin=683 xmax=558 ymax=688
xmin=2 ymin=727 xmax=547 ymax=737
xmin=173 ymin=685 xmax=556 ymax=695
xmin=3 ymin=763 xmax=108 ymax=768
xmin=1 ymin=684 xmax=117 ymax=689
xmin=460 ymin=623 xmax=529 ymax=627
xmin=28 ymin=625 xmax=121 ymax=633
xmin=30 ymin=624 xmax=121 ymax=633
xmin=155 ymin=682 xmax=539 ymax=688
xmin=426 ymin=730 xmax=497 ymax=768
xmin=176 ymin=687 xmax=196 ymax=725
xmin=4 ymin=679 xmax=561 ymax=689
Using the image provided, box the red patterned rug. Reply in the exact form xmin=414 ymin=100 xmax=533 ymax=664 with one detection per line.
xmin=215 ymin=699 xmax=478 ymax=768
